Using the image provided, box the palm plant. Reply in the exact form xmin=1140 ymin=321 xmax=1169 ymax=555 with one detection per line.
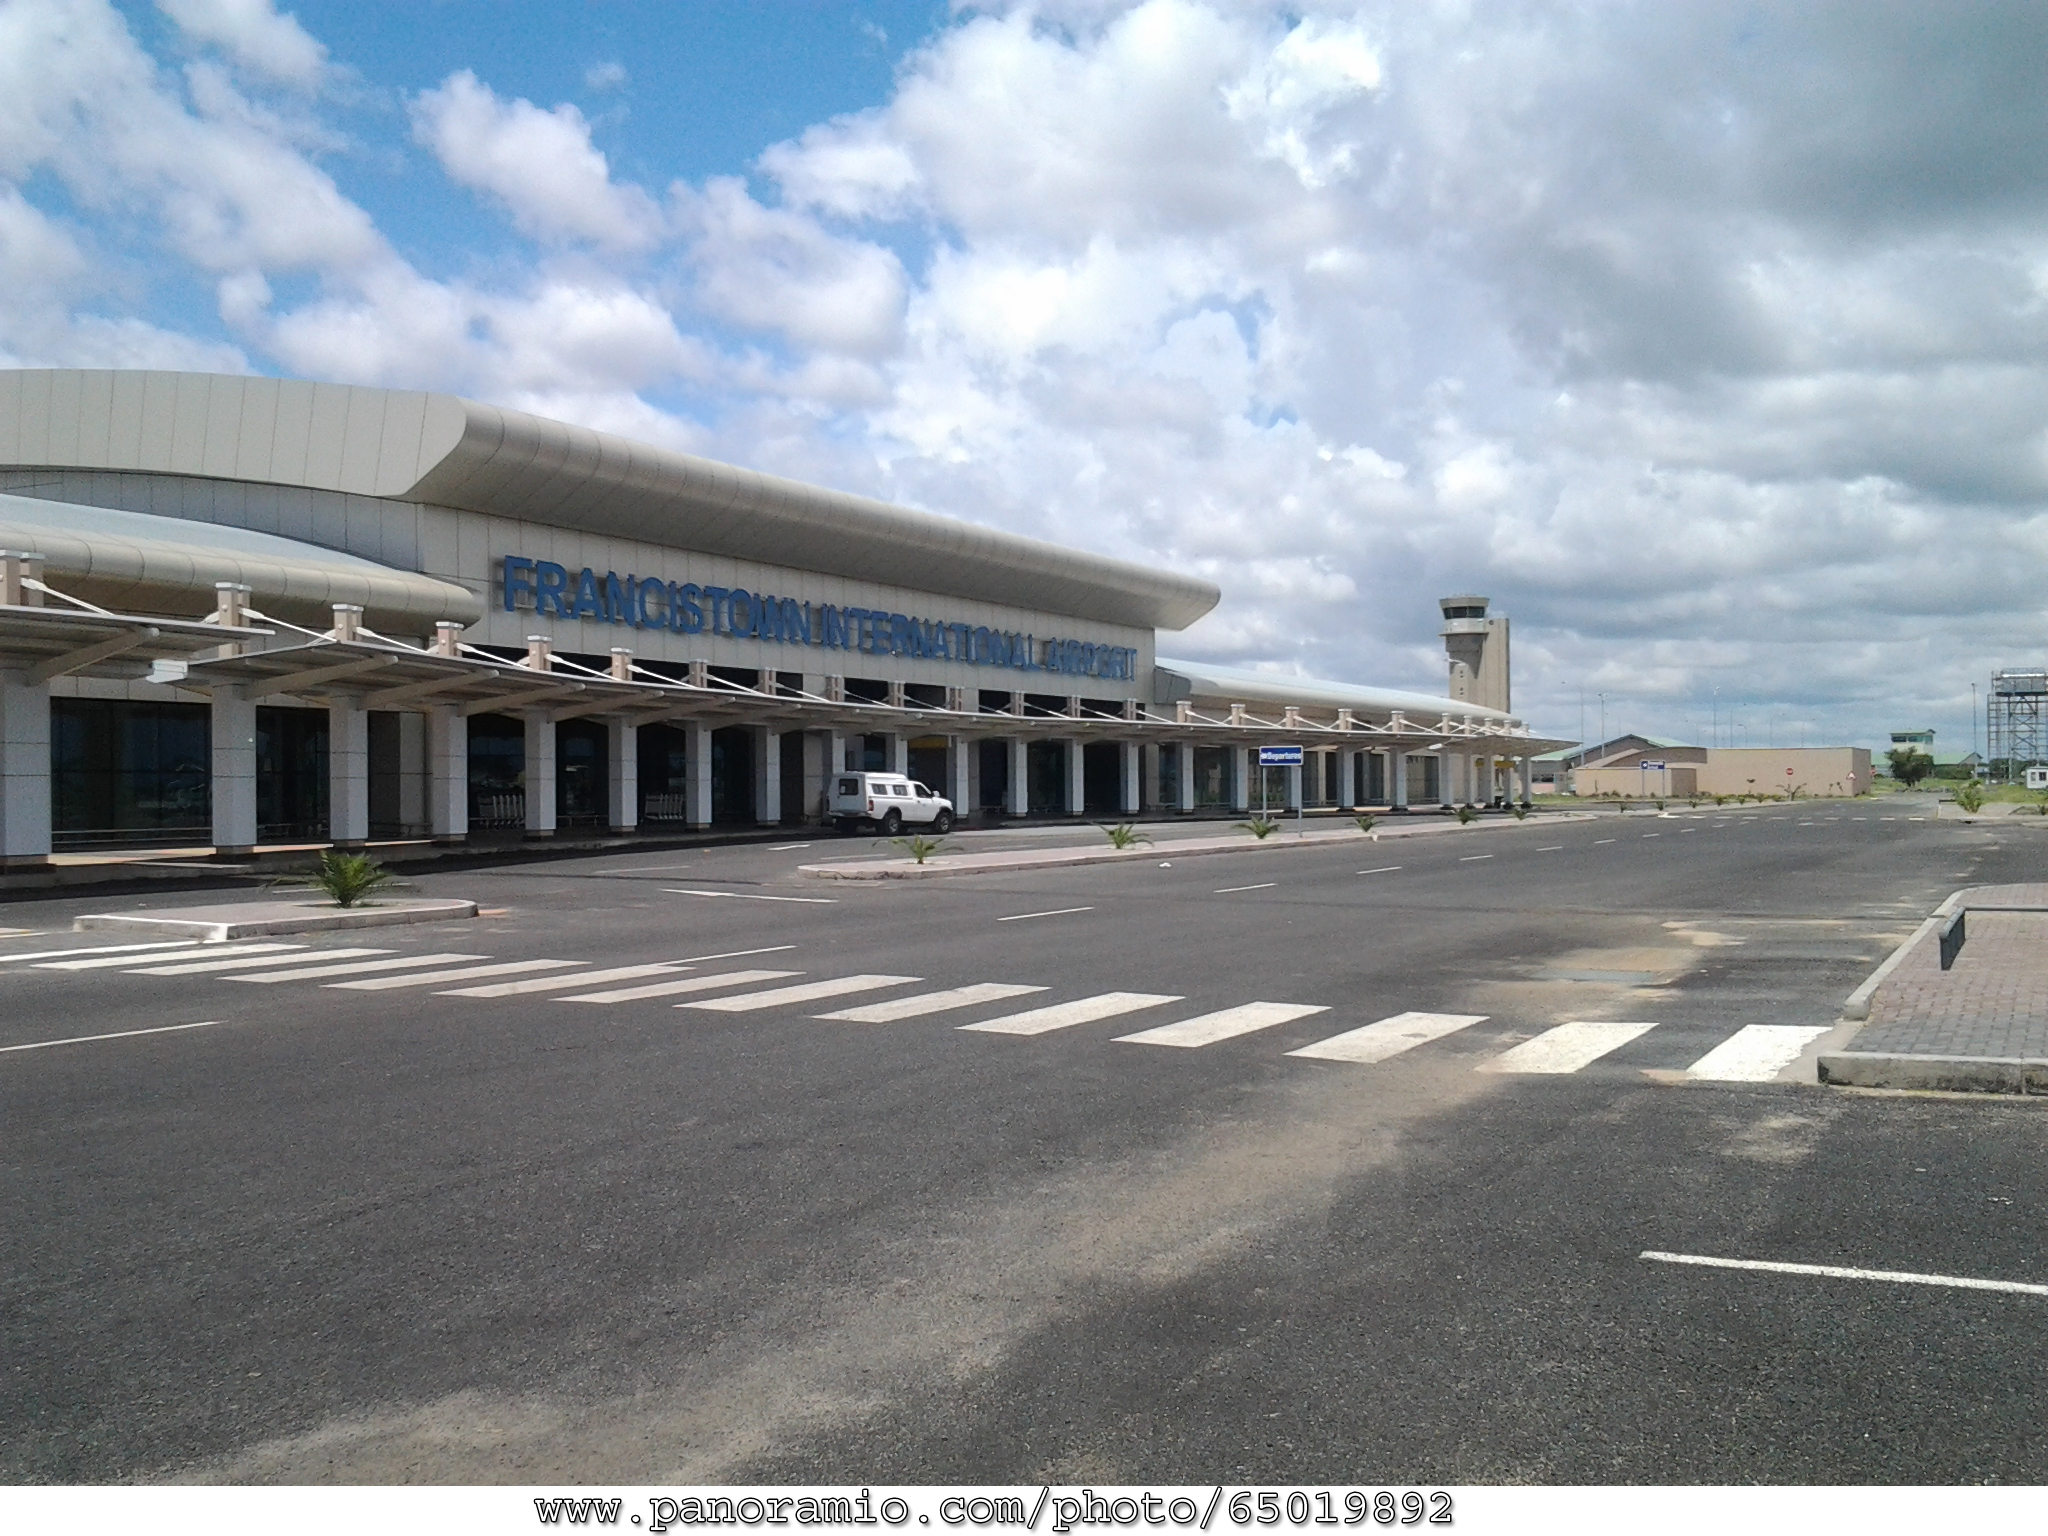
xmin=1102 ymin=823 xmax=1151 ymax=849
xmin=280 ymin=850 xmax=404 ymax=908
xmin=1236 ymin=815 xmax=1280 ymax=839
xmin=1353 ymin=812 xmax=1376 ymax=833
xmin=891 ymin=833 xmax=949 ymax=864
xmin=1454 ymin=805 xmax=1480 ymax=824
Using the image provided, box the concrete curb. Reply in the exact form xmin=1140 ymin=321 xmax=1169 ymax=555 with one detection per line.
xmin=72 ymin=898 xmax=480 ymax=941
xmin=800 ymin=811 xmax=1600 ymax=881
xmin=1838 ymin=890 xmax=1967 ymax=1021
xmin=1817 ymin=1052 xmax=2048 ymax=1095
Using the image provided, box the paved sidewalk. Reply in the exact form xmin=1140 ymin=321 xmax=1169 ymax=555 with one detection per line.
xmin=1821 ymin=883 xmax=2048 ymax=1093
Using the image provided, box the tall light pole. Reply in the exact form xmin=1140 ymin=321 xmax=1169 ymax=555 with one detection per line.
xmin=1599 ymin=692 xmax=1606 ymax=745
xmin=1972 ymin=681 xmax=1979 ymax=773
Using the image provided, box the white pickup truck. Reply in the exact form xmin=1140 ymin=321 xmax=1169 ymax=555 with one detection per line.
xmin=830 ymin=772 xmax=954 ymax=835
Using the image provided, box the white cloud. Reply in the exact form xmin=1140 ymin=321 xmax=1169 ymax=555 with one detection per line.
xmin=411 ymin=70 xmax=663 ymax=250
xmin=156 ymin=0 xmax=325 ymax=85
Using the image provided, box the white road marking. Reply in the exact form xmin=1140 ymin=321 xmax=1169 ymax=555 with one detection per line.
xmin=1594 ymin=838 xmax=1616 ymax=845
xmin=1537 ymin=846 xmax=1564 ymax=852
xmin=1640 ymin=1250 xmax=2048 ymax=1298
xmin=1641 ymin=833 xmax=1661 ymax=838
xmin=1 ymin=1020 xmax=222 ymax=1054
xmin=440 ymin=963 xmax=692 ymax=998
xmin=329 ymin=959 xmax=585 ymax=991
xmin=562 ymin=968 xmax=799 ymax=1003
xmin=1684 ymin=1024 xmax=1832 ymax=1081
xmin=663 ymin=888 xmax=837 ymax=904
xmin=1116 ymin=1000 xmax=1329 ymax=1048
xmin=1214 ymin=882 xmax=1277 ymax=893
xmin=681 ymin=974 xmax=920 ymax=1012
xmin=1682 ymin=829 xmax=1697 ymax=833
xmin=818 ymin=983 xmax=1047 ymax=1022
xmin=0 ymin=940 xmax=211 ymax=965
xmin=1288 ymin=1011 xmax=1488 ymax=1065
xmin=1357 ymin=866 xmax=1402 ymax=875
xmin=37 ymin=942 xmax=299 ymax=971
xmin=1483 ymin=1020 xmax=1657 ymax=1074
xmin=996 ymin=907 xmax=1095 ymax=922
xmin=960 ymin=992 xmax=1183 ymax=1036
xmin=1458 ymin=854 xmax=1493 ymax=862
xmin=769 ymin=843 xmax=812 ymax=851
xmin=136 ymin=947 xmax=391 ymax=976
xmin=233 ymin=952 xmax=490 ymax=983
xmin=676 ymin=945 xmax=797 ymax=964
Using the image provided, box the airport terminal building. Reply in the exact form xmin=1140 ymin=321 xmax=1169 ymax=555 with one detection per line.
xmin=0 ymin=370 xmax=1570 ymax=868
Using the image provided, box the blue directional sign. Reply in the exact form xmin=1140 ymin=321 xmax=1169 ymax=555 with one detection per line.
xmin=1258 ymin=745 xmax=1305 ymax=767
xmin=1640 ymin=760 xmax=1666 ymax=770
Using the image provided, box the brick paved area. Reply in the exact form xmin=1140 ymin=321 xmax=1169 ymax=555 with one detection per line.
xmin=1853 ymin=884 xmax=2048 ymax=1060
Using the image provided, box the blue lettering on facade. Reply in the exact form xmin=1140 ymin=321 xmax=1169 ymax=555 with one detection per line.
xmin=497 ymin=555 xmax=1139 ymax=679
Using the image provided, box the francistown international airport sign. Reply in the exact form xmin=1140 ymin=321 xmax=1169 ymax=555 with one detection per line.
xmin=501 ymin=556 xmax=1142 ymax=683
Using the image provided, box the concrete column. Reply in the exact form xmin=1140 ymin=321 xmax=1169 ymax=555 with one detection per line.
xmin=754 ymin=726 xmax=781 ymax=825
xmin=688 ymin=722 xmax=712 ymax=829
xmin=1177 ymin=742 xmax=1196 ymax=812
xmin=609 ymin=719 xmax=638 ymax=832
xmin=890 ymin=733 xmax=908 ymax=776
xmin=803 ymin=731 xmax=831 ymax=824
xmin=1121 ymin=740 xmax=1141 ymax=815
xmin=1007 ymin=737 xmax=1029 ymax=816
xmin=826 ymin=730 xmax=847 ymax=775
xmin=1390 ymin=749 xmax=1410 ymax=810
xmin=1519 ymin=756 xmax=1533 ymax=806
xmin=1141 ymin=743 xmax=1161 ymax=809
xmin=397 ymin=711 xmax=427 ymax=836
xmin=208 ymin=682 xmax=257 ymax=856
xmin=1065 ymin=739 xmax=1084 ymax=816
xmin=1445 ymin=752 xmax=1465 ymax=805
xmin=427 ymin=704 xmax=467 ymax=843
xmin=329 ymin=693 xmax=370 ymax=847
xmin=948 ymin=735 xmax=971 ymax=820
xmin=1232 ymin=745 xmax=1251 ymax=812
xmin=0 ymin=666 xmax=52 ymax=869
xmin=1341 ymin=748 xmax=1362 ymax=810
xmin=1287 ymin=763 xmax=1303 ymax=811
xmin=523 ymin=710 xmax=557 ymax=838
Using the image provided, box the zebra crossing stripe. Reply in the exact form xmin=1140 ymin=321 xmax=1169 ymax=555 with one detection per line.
xmin=1483 ymin=1020 xmax=1656 ymax=1074
xmin=1116 ymin=1001 xmax=1330 ymax=1048
xmin=1685 ymin=1024 xmax=1830 ymax=1081
xmin=959 ymin=992 xmax=1183 ymax=1036
xmin=817 ymin=983 xmax=1047 ymax=1022
xmin=680 ymin=975 xmax=920 ymax=1012
xmin=37 ymin=943 xmax=284 ymax=971
xmin=133 ymin=947 xmax=389 ymax=976
xmin=328 ymin=959 xmax=585 ymax=992
xmin=1287 ymin=1011 xmax=1488 ymax=1064
xmin=0 ymin=940 xmax=211 ymax=965
xmin=560 ymin=969 xmax=799 ymax=1003
xmin=439 ymin=963 xmax=693 ymax=998
xmin=232 ymin=952 xmax=490 ymax=983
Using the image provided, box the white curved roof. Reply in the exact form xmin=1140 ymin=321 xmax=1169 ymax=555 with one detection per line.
xmin=0 ymin=492 xmax=482 ymax=631
xmin=0 ymin=369 xmax=1221 ymax=632
xmin=1157 ymin=657 xmax=1518 ymax=725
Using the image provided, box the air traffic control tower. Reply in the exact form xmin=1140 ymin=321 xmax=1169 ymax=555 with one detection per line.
xmin=1440 ymin=594 xmax=1510 ymax=714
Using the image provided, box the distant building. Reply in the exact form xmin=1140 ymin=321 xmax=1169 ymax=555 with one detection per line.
xmin=1570 ymin=742 xmax=1873 ymax=798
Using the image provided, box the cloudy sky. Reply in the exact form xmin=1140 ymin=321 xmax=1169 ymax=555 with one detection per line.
xmin=3 ymin=0 xmax=2043 ymax=752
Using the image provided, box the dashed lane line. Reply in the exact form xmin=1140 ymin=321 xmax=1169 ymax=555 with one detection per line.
xmin=1459 ymin=854 xmax=1494 ymax=862
xmin=2 ymin=1020 xmax=221 ymax=1054
xmin=1214 ymin=882 xmax=1277 ymax=893
xmin=1640 ymin=1251 xmax=2048 ymax=1298
xmin=996 ymin=906 xmax=1095 ymax=922
xmin=1357 ymin=866 xmax=1402 ymax=875
xmin=664 ymin=888 xmax=838 ymax=904
xmin=1537 ymin=846 xmax=1564 ymax=852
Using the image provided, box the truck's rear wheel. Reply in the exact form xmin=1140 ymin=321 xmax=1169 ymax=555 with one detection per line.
xmin=881 ymin=809 xmax=903 ymax=835
xmin=932 ymin=809 xmax=953 ymax=834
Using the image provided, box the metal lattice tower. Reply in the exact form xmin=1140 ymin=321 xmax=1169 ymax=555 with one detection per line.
xmin=1988 ymin=669 xmax=2048 ymax=782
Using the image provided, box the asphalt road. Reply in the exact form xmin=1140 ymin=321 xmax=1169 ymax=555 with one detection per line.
xmin=3 ymin=799 xmax=2044 ymax=1484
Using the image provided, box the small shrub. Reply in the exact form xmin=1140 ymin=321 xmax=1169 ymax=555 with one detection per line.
xmin=279 ymin=850 xmax=404 ymax=909
xmin=1510 ymin=804 xmax=1530 ymax=820
xmin=1101 ymin=822 xmax=1151 ymax=850
xmin=891 ymin=833 xmax=950 ymax=864
xmin=1236 ymin=815 xmax=1280 ymax=840
xmin=1353 ymin=812 xmax=1377 ymax=834
xmin=1455 ymin=805 xmax=1480 ymax=824
xmin=1954 ymin=781 xmax=1987 ymax=814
